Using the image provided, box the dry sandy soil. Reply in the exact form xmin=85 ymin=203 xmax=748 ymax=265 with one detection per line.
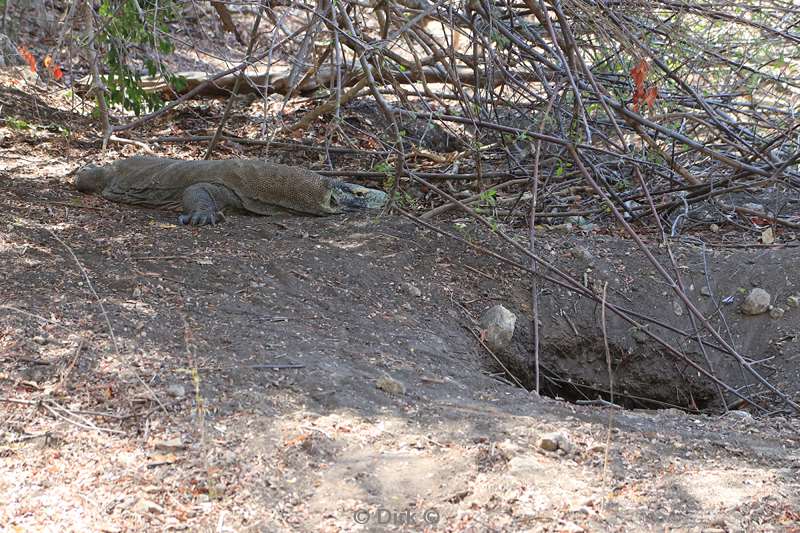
xmin=1 ymin=76 xmax=800 ymax=533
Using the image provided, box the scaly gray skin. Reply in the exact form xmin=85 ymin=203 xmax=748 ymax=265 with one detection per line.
xmin=177 ymin=180 xmax=387 ymax=226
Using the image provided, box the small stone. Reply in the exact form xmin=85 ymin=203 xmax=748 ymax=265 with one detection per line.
xmin=707 ymin=517 xmax=728 ymax=530
xmin=560 ymin=521 xmax=584 ymax=533
xmin=146 ymin=453 xmax=177 ymax=467
xmin=571 ymin=246 xmax=593 ymax=263
xmin=761 ymin=227 xmax=775 ymax=245
xmin=587 ymin=443 xmax=606 ymax=453
xmin=153 ymin=437 xmax=186 ymax=452
xmin=166 ymin=383 xmax=186 ymax=399
xmin=700 ymin=286 xmax=712 ymax=297
xmin=507 ymin=455 xmax=539 ymax=475
xmin=787 ymin=295 xmax=800 ymax=308
xmin=538 ymin=431 xmax=572 ymax=453
xmin=376 ymin=375 xmax=406 ymax=395
xmin=658 ymin=408 xmax=686 ymax=417
xmin=725 ymin=410 xmax=753 ymax=421
xmin=479 ymin=304 xmax=517 ymax=353
xmin=32 ymin=335 xmax=48 ymax=345
xmin=740 ymin=288 xmax=771 ymax=315
xmin=770 ymin=307 xmax=785 ymax=319
xmin=216 ymin=450 xmax=238 ymax=467
xmin=133 ymin=498 xmax=164 ymax=515
xmin=401 ymin=282 xmax=421 ymax=298
xmin=495 ymin=439 xmax=521 ymax=455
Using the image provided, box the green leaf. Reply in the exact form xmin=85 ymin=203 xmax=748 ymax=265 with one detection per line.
xmin=374 ymin=161 xmax=393 ymax=175
xmin=479 ymin=188 xmax=497 ymax=206
xmin=6 ymin=118 xmax=31 ymax=130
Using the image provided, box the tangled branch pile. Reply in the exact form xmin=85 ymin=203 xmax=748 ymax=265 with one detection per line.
xmin=81 ymin=0 xmax=800 ymax=231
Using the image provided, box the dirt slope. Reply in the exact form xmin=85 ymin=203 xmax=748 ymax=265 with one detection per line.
xmin=2 ymin=165 xmax=799 ymax=531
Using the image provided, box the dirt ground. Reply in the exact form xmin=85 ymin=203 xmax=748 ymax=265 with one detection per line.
xmin=2 ymin=78 xmax=800 ymax=532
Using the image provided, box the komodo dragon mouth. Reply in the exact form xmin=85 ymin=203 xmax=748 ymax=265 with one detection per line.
xmin=329 ymin=181 xmax=388 ymax=211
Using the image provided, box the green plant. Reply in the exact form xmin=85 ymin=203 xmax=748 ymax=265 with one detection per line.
xmin=5 ymin=118 xmax=30 ymax=130
xmin=374 ymin=161 xmax=395 ymax=190
xmin=95 ymin=0 xmax=186 ymax=115
xmin=46 ymin=123 xmax=71 ymax=138
xmin=390 ymin=190 xmax=414 ymax=208
xmin=453 ymin=221 xmax=480 ymax=243
xmin=479 ymin=188 xmax=497 ymax=207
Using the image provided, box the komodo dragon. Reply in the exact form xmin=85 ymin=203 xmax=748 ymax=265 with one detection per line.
xmin=74 ymin=156 xmax=387 ymax=225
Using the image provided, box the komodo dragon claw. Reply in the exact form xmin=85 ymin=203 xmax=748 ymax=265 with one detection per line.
xmin=178 ymin=211 xmax=225 ymax=226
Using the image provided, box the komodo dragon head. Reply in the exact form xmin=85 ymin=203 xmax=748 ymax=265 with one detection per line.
xmin=328 ymin=180 xmax=388 ymax=212
xmin=74 ymin=165 xmax=107 ymax=193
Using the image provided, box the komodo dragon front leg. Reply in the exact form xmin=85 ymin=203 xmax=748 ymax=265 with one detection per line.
xmin=179 ymin=183 xmax=243 ymax=226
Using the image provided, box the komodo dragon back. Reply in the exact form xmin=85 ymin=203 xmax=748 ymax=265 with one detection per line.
xmin=228 ymin=160 xmax=339 ymax=216
xmin=83 ymin=157 xmax=341 ymax=215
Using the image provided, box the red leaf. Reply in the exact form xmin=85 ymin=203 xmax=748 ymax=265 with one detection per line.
xmin=644 ymin=86 xmax=658 ymax=109
xmin=40 ymin=54 xmax=64 ymax=80
xmin=18 ymin=46 xmax=37 ymax=73
xmin=630 ymin=59 xmax=649 ymax=89
xmin=630 ymin=59 xmax=649 ymax=112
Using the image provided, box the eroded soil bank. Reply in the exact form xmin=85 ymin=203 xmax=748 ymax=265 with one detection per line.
xmin=2 ymin=168 xmax=799 ymax=530
xmin=494 ymin=236 xmax=800 ymax=412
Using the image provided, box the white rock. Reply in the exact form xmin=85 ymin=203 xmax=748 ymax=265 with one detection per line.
xmin=133 ymin=498 xmax=164 ymax=515
xmin=401 ymin=282 xmax=421 ymax=298
xmin=560 ymin=521 xmax=585 ymax=533
xmin=538 ymin=431 xmax=572 ymax=453
xmin=507 ymin=455 xmax=539 ymax=475
xmin=725 ymin=410 xmax=753 ymax=421
xmin=770 ymin=307 xmax=785 ymax=319
xmin=479 ymin=304 xmax=517 ymax=353
xmin=166 ymin=383 xmax=186 ymax=399
xmin=153 ymin=437 xmax=186 ymax=452
xmin=376 ymin=375 xmax=406 ymax=395
xmin=741 ymin=288 xmax=771 ymax=315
